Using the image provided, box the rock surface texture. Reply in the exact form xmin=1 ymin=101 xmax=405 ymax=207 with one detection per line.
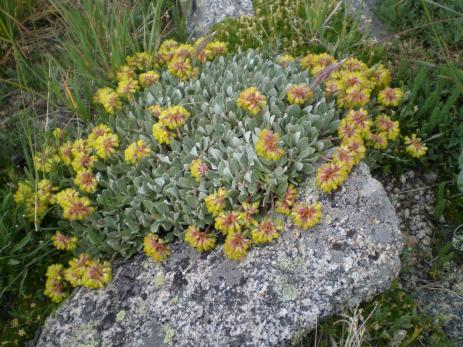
xmin=37 ymin=163 xmax=402 ymax=347
xmin=186 ymin=0 xmax=253 ymax=38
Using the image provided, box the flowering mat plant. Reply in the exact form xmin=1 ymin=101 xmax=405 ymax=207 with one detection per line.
xmin=13 ymin=39 xmax=427 ymax=303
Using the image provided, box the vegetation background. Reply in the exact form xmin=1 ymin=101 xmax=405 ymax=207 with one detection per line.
xmin=0 ymin=0 xmax=461 ymax=345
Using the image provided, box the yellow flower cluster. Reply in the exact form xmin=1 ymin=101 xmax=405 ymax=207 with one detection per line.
xmin=44 ymin=254 xmax=112 ymax=302
xmin=252 ymin=218 xmax=284 ymax=244
xmin=151 ymin=105 xmax=190 ymax=146
xmin=215 ymin=211 xmax=243 ymax=235
xmin=255 ymin=129 xmax=285 ymax=161
xmin=143 ymin=233 xmax=172 ymax=262
xmin=275 ymin=185 xmax=298 ymax=215
xmin=277 ymin=54 xmax=295 ymax=68
xmin=204 ymin=188 xmax=228 ymax=216
xmin=44 ymin=264 xmax=67 ymax=303
xmin=291 ymin=202 xmax=323 ymax=230
xmin=184 ymin=226 xmax=216 ymax=252
xmin=287 ymin=84 xmax=313 ymax=105
xmin=94 ymin=38 xmax=227 ymax=115
xmin=404 ymin=134 xmax=428 ymax=158
xmin=224 ymin=231 xmax=251 ymax=261
xmin=190 ymin=159 xmax=208 ymax=182
xmin=52 ymin=231 xmax=78 ymax=251
xmin=124 ymin=139 xmax=152 ymax=164
xmin=55 ymin=188 xmax=94 ymax=221
xmin=33 ymin=146 xmax=60 ymax=173
xmin=237 ymin=87 xmax=267 ymax=115
xmin=14 ymin=179 xmax=56 ymax=222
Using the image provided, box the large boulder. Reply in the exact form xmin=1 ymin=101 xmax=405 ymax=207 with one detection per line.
xmin=186 ymin=0 xmax=253 ymax=38
xmin=37 ymin=163 xmax=402 ymax=347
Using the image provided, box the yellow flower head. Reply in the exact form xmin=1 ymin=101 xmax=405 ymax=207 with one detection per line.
xmin=224 ymin=231 xmax=251 ymax=261
xmin=311 ymin=53 xmax=337 ymax=74
xmin=116 ymin=78 xmax=140 ymax=99
xmin=252 ymin=218 xmax=284 ymax=244
xmin=62 ymin=196 xmax=95 ymax=221
xmin=14 ymin=181 xmax=32 ymax=204
xmin=46 ymin=263 xmax=64 ymax=279
xmin=54 ymin=188 xmax=79 ymax=208
xmin=404 ymin=134 xmax=428 ymax=158
xmin=33 ymin=148 xmax=60 ymax=173
xmin=59 ymin=142 xmax=73 ymax=166
xmin=215 ymin=211 xmax=243 ymax=235
xmin=255 ymin=129 xmax=285 ymax=161
xmin=204 ymin=188 xmax=228 ymax=216
xmin=342 ymin=57 xmax=368 ymax=73
xmin=94 ymin=133 xmax=119 ymax=159
xmin=237 ymin=87 xmax=267 ymax=115
xmin=72 ymin=139 xmax=92 ymax=157
xmin=94 ymin=87 xmax=121 ymax=114
xmin=341 ymin=86 xmax=371 ymax=108
xmin=332 ymin=145 xmax=356 ymax=169
xmin=124 ymin=140 xmax=152 ymax=164
xmin=342 ymin=136 xmax=366 ymax=164
xmin=116 ymin=65 xmax=136 ymax=81
xmin=52 ymin=127 xmax=63 ymax=140
xmin=287 ymin=84 xmax=314 ymax=105
xmin=71 ymin=153 xmax=98 ymax=172
xmin=73 ymin=169 xmax=98 ymax=193
xmin=159 ymin=39 xmax=179 ymax=63
xmin=367 ymin=131 xmax=389 ymax=150
xmin=65 ymin=253 xmax=92 ymax=286
xmin=167 ymin=56 xmax=198 ymax=81
xmin=239 ymin=202 xmax=259 ymax=227
xmin=204 ymin=41 xmax=228 ymax=59
xmin=277 ymin=54 xmax=295 ymax=68
xmin=81 ymin=260 xmax=112 ymax=289
xmin=345 ymin=109 xmax=371 ymax=135
xmin=87 ymin=124 xmax=112 ymax=147
xmin=300 ymin=53 xmax=317 ymax=71
xmin=139 ymin=70 xmax=160 ymax=88
xmin=291 ymin=202 xmax=322 ymax=230
xmin=44 ymin=277 xmax=67 ymax=303
xmin=190 ymin=159 xmax=208 ymax=182
xmin=338 ymin=118 xmax=363 ymax=141
xmin=52 ymin=231 xmax=78 ymax=251
xmin=147 ymin=104 xmax=163 ymax=118
xmin=316 ymin=162 xmax=349 ymax=193
xmin=126 ymin=52 xmax=152 ymax=71
xmin=378 ymin=87 xmax=404 ymax=107
xmin=341 ymin=71 xmax=371 ymax=90
xmin=184 ymin=226 xmax=216 ymax=252
xmin=143 ymin=234 xmax=171 ymax=262
xmin=152 ymin=123 xmax=175 ymax=145
xmin=173 ymin=44 xmax=195 ymax=59
xmin=375 ymin=115 xmax=400 ymax=140
xmin=324 ymin=79 xmax=343 ymax=96
xmin=275 ymin=184 xmax=298 ymax=216
xmin=159 ymin=105 xmax=191 ymax=130
xmin=369 ymin=64 xmax=391 ymax=88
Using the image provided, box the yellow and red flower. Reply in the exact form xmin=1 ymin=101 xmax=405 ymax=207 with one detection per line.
xmin=275 ymin=184 xmax=298 ymax=215
xmin=251 ymin=218 xmax=284 ymax=244
xmin=184 ymin=226 xmax=216 ymax=252
xmin=167 ymin=56 xmax=198 ymax=81
xmin=143 ymin=234 xmax=171 ymax=262
xmin=239 ymin=202 xmax=259 ymax=227
xmin=204 ymin=188 xmax=228 ymax=216
xmin=291 ymin=202 xmax=323 ymax=230
xmin=287 ymin=84 xmax=313 ymax=105
xmin=345 ymin=109 xmax=371 ymax=136
xmin=316 ymin=162 xmax=349 ymax=193
xmin=332 ymin=145 xmax=356 ymax=169
xmin=237 ymin=87 xmax=267 ymax=115
xmin=255 ymin=129 xmax=285 ymax=161
xmin=404 ymin=134 xmax=428 ymax=158
xmin=215 ymin=211 xmax=243 ymax=235
xmin=375 ymin=114 xmax=400 ymax=140
xmin=52 ymin=231 xmax=78 ymax=251
xmin=124 ymin=140 xmax=152 ymax=163
xmin=116 ymin=78 xmax=140 ymax=99
xmin=94 ymin=133 xmax=119 ymax=159
xmin=277 ymin=54 xmax=295 ymax=68
xmin=224 ymin=232 xmax=251 ymax=261
xmin=81 ymin=260 xmax=112 ymax=289
xmin=152 ymin=123 xmax=175 ymax=145
xmin=337 ymin=119 xmax=363 ymax=141
xmin=159 ymin=105 xmax=191 ymax=130
xmin=73 ymin=169 xmax=98 ymax=193
xmin=190 ymin=159 xmax=208 ymax=182
xmin=367 ymin=131 xmax=389 ymax=150
xmin=139 ymin=70 xmax=160 ymax=87
xmin=378 ymin=87 xmax=404 ymax=107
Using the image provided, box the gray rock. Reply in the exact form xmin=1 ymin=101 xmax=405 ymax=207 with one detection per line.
xmin=186 ymin=0 xmax=253 ymax=38
xmin=37 ymin=163 xmax=402 ymax=347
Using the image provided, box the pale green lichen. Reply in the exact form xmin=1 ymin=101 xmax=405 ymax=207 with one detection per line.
xmin=137 ymin=301 xmax=147 ymax=316
xmin=275 ymin=276 xmax=300 ymax=301
xmin=324 ymin=214 xmax=333 ymax=225
xmin=116 ymin=310 xmax=126 ymax=322
xmin=162 ymin=324 xmax=175 ymax=345
xmin=67 ymin=323 xmax=97 ymax=347
xmin=154 ymin=272 xmax=165 ymax=288
xmin=171 ymin=296 xmax=179 ymax=305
